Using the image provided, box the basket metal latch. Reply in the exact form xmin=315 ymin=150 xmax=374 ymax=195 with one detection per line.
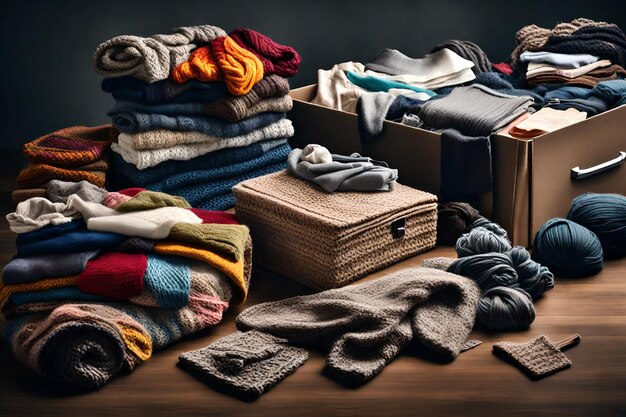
xmin=391 ymin=217 xmax=406 ymax=239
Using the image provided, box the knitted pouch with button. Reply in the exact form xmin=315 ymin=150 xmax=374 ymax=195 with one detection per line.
xmin=492 ymin=334 xmax=581 ymax=379
xmin=178 ymin=330 xmax=308 ymax=401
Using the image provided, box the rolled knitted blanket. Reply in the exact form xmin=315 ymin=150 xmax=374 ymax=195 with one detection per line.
xmin=23 ymin=125 xmax=113 ymax=167
xmin=110 ymin=107 xmax=285 ymax=135
xmin=101 ymin=77 xmax=228 ymax=105
xmin=92 ymin=25 xmax=226 ymax=82
xmin=228 ymin=28 xmax=301 ymax=77
xmin=112 ymin=119 xmax=293 ymax=169
xmin=109 ymin=138 xmax=288 ymax=188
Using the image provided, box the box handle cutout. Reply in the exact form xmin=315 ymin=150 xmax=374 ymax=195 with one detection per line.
xmin=571 ymin=151 xmax=626 ymax=180
xmin=391 ymin=217 xmax=406 ymax=239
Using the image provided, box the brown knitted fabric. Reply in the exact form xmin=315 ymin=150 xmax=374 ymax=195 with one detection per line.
xmin=203 ymin=74 xmax=290 ymax=121
xmin=233 ymin=170 xmax=438 ymax=290
xmin=16 ymin=164 xmax=106 ymax=188
xmin=421 ymin=257 xmax=456 ymax=271
xmin=76 ymin=159 xmax=110 ymax=172
xmin=511 ymin=18 xmax=613 ymax=67
xmin=528 ymin=64 xmax=626 ymax=87
xmin=492 ymin=334 xmax=581 ymax=379
xmin=236 ymin=267 xmax=481 ymax=388
xmin=178 ymin=330 xmax=308 ymax=401
xmin=22 ymin=125 xmax=113 ymax=167
xmin=11 ymin=189 xmax=47 ymax=205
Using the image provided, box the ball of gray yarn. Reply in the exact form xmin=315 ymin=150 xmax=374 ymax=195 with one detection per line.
xmin=464 ymin=216 xmax=509 ymax=239
xmin=448 ymin=252 xmax=519 ymax=291
xmin=509 ymin=246 xmax=555 ymax=299
xmin=456 ymin=227 xmax=512 ymax=258
xmin=476 ymin=287 xmax=536 ymax=331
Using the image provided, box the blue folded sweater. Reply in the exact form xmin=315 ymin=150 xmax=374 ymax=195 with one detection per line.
xmin=109 ymin=138 xmax=288 ymax=188
xmin=111 ymin=109 xmax=285 ymax=135
xmin=101 ymin=76 xmax=228 ymax=104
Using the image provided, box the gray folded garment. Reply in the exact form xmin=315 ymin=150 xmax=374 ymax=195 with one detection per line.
xmin=287 ymin=148 xmax=398 ymax=192
xmin=46 ymin=180 xmax=107 ymax=204
xmin=92 ymin=25 xmax=226 ymax=82
xmin=178 ymin=330 xmax=308 ymax=401
xmin=418 ymin=84 xmax=534 ymax=136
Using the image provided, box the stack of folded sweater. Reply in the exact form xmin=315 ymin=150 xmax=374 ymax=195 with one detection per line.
xmin=93 ymin=25 xmax=300 ymax=210
xmin=13 ymin=126 xmax=114 ymax=205
xmin=1 ymin=181 xmax=252 ymax=389
xmin=513 ymin=18 xmax=626 ymax=86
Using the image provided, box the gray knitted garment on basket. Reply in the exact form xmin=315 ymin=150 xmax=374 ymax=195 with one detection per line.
xmin=418 ymin=84 xmax=534 ymax=136
xmin=234 ymin=267 xmax=481 ymax=387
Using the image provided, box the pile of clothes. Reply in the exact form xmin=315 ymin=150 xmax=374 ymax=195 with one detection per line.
xmin=94 ymin=25 xmax=300 ymax=210
xmin=311 ymin=18 xmax=626 ymax=206
xmin=512 ymin=18 xmax=626 ymax=86
xmin=12 ymin=126 xmax=113 ymax=205
xmin=1 ymin=180 xmax=252 ymax=389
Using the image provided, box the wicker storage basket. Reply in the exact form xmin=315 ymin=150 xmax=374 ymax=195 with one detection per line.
xmin=233 ymin=171 xmax=438 ymax=290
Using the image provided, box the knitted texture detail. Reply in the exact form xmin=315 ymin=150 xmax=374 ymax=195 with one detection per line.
xmin=171 ymin=36 xmax=264 ymax=96
xmin=492 ymin=335 xmax=576 ymax=379
xmin=77 ymin=252 xmax=147 ymax=299
xmin=179 ymin=330 xmax=308 ymax=401
xmin=143 ymin=254 xmax=190 ymax=308
xmin=112 ymin=118 xmax=293 ymax=169
xmin=234 ymin=267 xmax=481 ymax=388
xmin=17 ymin=164 xmax=106 ymax=189
xmin=511 ymin=18 xmax=613 ymax=66
xmin=22 ymin=125 xmax=113 ymax=167
xmin=168 ymin=223 xmax=249 ymax=262
xmin=114 ymin=191 xmax=191 ymax=211
xmin=229 ymin=28 xmax=301 ymax=77
xmin=93 ymin=25 xmax=227 ymax=82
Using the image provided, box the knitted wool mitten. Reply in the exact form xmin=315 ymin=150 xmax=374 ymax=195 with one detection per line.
xmin=178 ymin=331 xmax=308 ymax=401
xmin=492 ymin=334 xmax=581 ymax=379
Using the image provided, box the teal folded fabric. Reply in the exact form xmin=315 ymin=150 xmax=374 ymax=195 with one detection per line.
xmin=145 ymin=255 xmax=190 ymax=308
xmin=345 ymin=71 xmax=437 ymax=97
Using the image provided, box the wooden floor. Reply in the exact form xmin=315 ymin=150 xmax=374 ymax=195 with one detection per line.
xmin=0 ymin=203 xmax=625 ymax=417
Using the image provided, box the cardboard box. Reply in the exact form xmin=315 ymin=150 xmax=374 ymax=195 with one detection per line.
xmin=288 ymin=84 xmax=626 ymax=247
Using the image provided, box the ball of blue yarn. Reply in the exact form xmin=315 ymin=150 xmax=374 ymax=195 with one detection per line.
xmin=448 ymin=252 xmax=519 ymax=291
xmin=476 ymin=287 xmax=536 ymax=331
xmin=509 ymin=246 xmax=555 ymax=299
xmin=567 ymin=193 xmax=626 ymax=259
xmin=532 ymin=218 xmax=604 ymax=278
xmin=456 ymin=227 xmax=512 ymax=258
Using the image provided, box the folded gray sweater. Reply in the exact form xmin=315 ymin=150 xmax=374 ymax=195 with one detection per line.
xmin=418 ymin=84 xmax=534 ymax=136
xmin=230 ymin=267 xmax=480 ymax=388
xmin=286 ymin=148 xmax=398 ymax=192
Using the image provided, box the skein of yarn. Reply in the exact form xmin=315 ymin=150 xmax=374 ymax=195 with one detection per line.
xmin=436 ymin=202 xmax=481 ymax=245
xmin=567 ymin=193 xmax=626 ymax=259
xmin=509 ymin=246 xmax=555 ymax=299
xmin=456 ymin=227 xmax=512 ymax=258
xmin=464 ymin=216 xmax=509 ymax=239
xmin=532 ymin=218 xmax=604 ymax=278
xmin=476 ymin=287 xmax=536 ymax=331
xmin=448 ymin=252 xmax=519 ymax=291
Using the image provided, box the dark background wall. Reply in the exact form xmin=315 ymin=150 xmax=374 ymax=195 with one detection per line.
xmin=1 ymin=0 xmax=625 ymax=150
